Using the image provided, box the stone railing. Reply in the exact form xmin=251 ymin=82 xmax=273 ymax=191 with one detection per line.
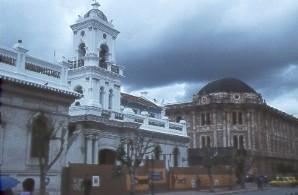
xmin=0 ymin=44 xmax=68 ymax=88
xmin=68 ymin=57 xmax=123 ymax=76
xmin=69 ymin=105 xmax=187 ymax=137
xmin=0 ymin=48 xmax=17 ymax=66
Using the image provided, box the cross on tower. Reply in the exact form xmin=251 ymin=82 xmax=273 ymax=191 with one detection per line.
xmin=91 ymin=0 xmax=100 ymax=8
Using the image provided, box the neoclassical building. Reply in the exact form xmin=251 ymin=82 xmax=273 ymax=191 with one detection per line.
xmin=0 ymin=2 xmax=188 ymax=194
xmin=166 ymin=78 xmax=298 ymax=176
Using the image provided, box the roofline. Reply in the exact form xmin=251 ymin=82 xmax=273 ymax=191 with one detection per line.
xmin=0 ymin=75 xmax=82 ymax=98
xmin=166 ymin=102 xmax=298 ymax=122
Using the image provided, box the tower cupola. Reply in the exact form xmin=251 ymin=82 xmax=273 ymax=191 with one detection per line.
xmin=70 ymin=1 xmax=119 ymax=68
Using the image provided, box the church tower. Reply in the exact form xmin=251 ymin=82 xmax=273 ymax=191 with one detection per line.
xmin=68 ymin=1 xmax=123 ymax=112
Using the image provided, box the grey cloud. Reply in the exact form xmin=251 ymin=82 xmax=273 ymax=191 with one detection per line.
xmin=118 ymin=1 xmax=298 ymax=95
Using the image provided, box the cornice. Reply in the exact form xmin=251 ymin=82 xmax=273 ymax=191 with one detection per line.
xmin=68 ymin=66 xmax=123 ymax=80
xmin=71 ymin=19 xmax=120 ymax=38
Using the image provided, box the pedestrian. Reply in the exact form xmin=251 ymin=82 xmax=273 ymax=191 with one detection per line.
xmin=256 ymin=176 xmax=261 ymax=190
xmin=81 ymin=175 xmax=92 ymax=195
xmin=20 ymin=178 xmax=35 ymax=195
xmin=260 ymin=176 xmax=264 ymax=190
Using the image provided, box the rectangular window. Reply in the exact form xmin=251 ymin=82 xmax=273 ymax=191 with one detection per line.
xmin=201 ymin=114 xmax=205 ymax=125
xmin=238 ymin=112 xmax=243 ymax=124
xmin=207 ymin=136 xmax=211 ymax=147
xmin=239 ymin=135 xmax=244 ymax=148
xmin=206 ymin=113 xmax=211 ymax=125
xmin=233 ymin=135 xmax=238 ymax=148
xmin=202 ymin=136 xmax=206 ymax=148
xmin=232 ymin=112 xmax=237 ymax=125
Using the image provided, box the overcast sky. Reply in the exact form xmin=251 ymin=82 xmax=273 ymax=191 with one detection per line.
xmin=0 ymin=0 xmax=297 ymax=116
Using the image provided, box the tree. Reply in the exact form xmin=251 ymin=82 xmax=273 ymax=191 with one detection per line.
xmin=116 ymin=132 xmax=155 ymax=195
xmin=201 ymin=147 xmax=223 ymax=192
xmin=234 ymin=147 xmax=255 ymax=189
xmin=31 ymin=112 xmax=67 ymax=195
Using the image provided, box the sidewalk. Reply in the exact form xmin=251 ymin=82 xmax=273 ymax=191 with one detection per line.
xmin=145 ymin=184 xmax=259 ymax=195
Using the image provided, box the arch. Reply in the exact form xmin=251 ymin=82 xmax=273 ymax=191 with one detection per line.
xmin=108 ymin=89 xmax=113 ymax=110
xmin=78 ymin=42 xmax=86 ymax=58
xmin=99 ymin=87 xmax=105 ymax=108
xmin=154 ymin=145 xmax=162 ymax=160
xmin=98 ymin=149 xmax=116 ymax=165
xmin=99 ymin=44 xmax=109 ymax=68
xmin=74 ymin=85 xmax=83 ymax=94
xmin=173 ymin=147 xmax=179 ymax=167
xmin=30 ymin=112 xmax=53 ymax=158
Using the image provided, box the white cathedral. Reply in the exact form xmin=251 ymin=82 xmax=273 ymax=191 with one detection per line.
xmin=0 ymin=2 xmax=188 ymax=194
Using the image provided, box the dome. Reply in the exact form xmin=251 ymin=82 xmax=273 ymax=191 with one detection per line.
xmin=84 ymin=3 xmax=108 ymax=22
xmin=198 ymin=78 xmax=256 ymax=95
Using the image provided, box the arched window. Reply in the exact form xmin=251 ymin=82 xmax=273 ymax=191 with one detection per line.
xmin=78 ymin=43 xmax=86 ymax=58
xmin=31 ymin=113 xmax=53 ymax=158
xmin=99 ymin=87 xmax=105 ymax=107
xmin=99 ymin=44 xmax=109 ymax=68
xmin=173 ymin=147 xmax=179 ymax=167
xmin=74 ymin=85 xmax=83 ymax=95
xmin=154 ymin=145 xmax=162 ymax=160
xmin=108 ymin=89 xmax=113 ymax=109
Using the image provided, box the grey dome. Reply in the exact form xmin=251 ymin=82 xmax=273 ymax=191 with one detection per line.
xmin=198 ymin=78 xmax=256 ymax=95
xmin=84 ymin=9 xmax=108 ymax=22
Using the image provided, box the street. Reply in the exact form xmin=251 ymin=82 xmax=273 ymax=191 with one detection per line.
xmin=148 ymin=186 xmax=298 ymax=195
xmin=243 ymin=187 xmax=298 ymax=195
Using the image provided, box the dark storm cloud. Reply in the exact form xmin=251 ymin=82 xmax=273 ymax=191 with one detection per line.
xmin=118 ymin=2 xmax=298 ymax=92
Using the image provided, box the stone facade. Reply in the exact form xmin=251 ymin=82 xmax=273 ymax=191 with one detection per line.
xmin=166 ymin=78 xmax=298 ymax=176
xmin=0 ymin=65 xmax=78 ymax=194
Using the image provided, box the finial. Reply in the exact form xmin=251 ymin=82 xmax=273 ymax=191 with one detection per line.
xmin=91 ymin=0 xmax=100 ymax=9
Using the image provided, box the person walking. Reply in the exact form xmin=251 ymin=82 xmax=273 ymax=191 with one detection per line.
xmin=81 ymin=175 xmax=92 ymax=195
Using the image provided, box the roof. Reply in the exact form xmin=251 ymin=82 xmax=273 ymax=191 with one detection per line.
xmin=198 ymin=78 xmax=257 ymax=95
xmin=0 ymin=75 xmax=81 ymax=98
xmin=121 ymin=93 xmax=161 ymax=110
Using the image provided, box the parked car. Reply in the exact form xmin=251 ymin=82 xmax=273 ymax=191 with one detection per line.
xmin=269 ymin=176 xmax=297 ymax=187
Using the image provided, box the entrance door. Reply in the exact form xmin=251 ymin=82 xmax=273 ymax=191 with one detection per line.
xmin=98 ymin=149 xmax=116 ymax=165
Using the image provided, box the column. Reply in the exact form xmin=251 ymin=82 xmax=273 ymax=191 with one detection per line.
xmin=94 ymin=136 xmax=99 ymax=164
xmin=86 ymin=135 xmax=93 ymax=164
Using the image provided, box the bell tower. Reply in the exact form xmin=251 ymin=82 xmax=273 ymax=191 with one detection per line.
xmin=68 ymin=1 xmax=123 ymax=112
xmin=71 ymin=1 xmax=119 ymax=67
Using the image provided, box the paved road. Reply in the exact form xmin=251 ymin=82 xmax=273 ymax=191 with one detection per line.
xmin=243 ymin=187 xmax=298 ymax=195
xmin=148 ymin=186 xmax=298 ymax=195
